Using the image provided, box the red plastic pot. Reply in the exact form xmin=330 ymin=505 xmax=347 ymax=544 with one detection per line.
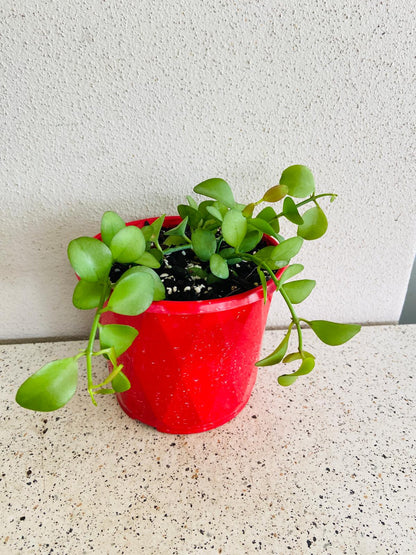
xmin=100 ymin=217 xmax=282 ymax=434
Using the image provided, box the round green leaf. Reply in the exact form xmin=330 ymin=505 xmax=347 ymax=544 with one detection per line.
xmin=110 ymin=226 xmax=146 ymax=263
xmin=16 ymin=357 xmax=78 ymax=412
xmin=278 ymin=357 xmax=315 ymax=386
xmin=282 ymin=351 xmax=315 ymax=363
xmin=239 ymin=230 xmax=263 ymax=253
xmin=101 ymin=211 xmax=125 ymax=247
xmin=209 ymin=253 xmax=229 ymax=279
xmin=297 ymin=205 xmax=328 ymax=240
xmin=191 ymin=229 xmax=217 ymax=261
xmin=68 ymin=237 xmax=113 ymax=283
xmin=279 ymin=165 xmax=315 ymax=198
xmin=279 ymin=264 xmax=304 ymax=283
xmin=277 ymin=374 xmax=298 ymax=386
xmin=306 ymin=320 xmax=361 ymax=346
xmin=271 ymin=237 xmax=304 ymax=263
xmin=263 ymin=184 xmax=288 ymax=203
xmin=256 ymin=328 xmax=291 ymax=366
xmin=222 ymin=209 xmax=247 ymax=249
xmin=206 ymin=205 xmax=224 ymax=221
xmin=293 ymin=357 xmax=316 ymax=376
xmin=107 ymin=271 xmax=155 ymax=316
xmin=121 ymin=266 xmax=165 ymax=301
xmin=134 ymin=251 xmax=161 ymax=269
xmin=257 ymin=206 xmax=277 ymax=222
xmin=99 ymin=324 xmax=138 ymax=357
xmin=72 ymin=280 xmax=106 ymax=310
xmin=283 ymin=197 xmax=304 ymax=225
xmin=282 ymin=279 xmax=316 ymax=304
xmin=242 ymin=203 xmax=255 ymax=218
xmin=248 ymin=218 xmax=278 ymax=238
xmin=112 ymin=371 xmax=131 ymax=393
xmin=193 ymin=178 xmax=235 ymax=208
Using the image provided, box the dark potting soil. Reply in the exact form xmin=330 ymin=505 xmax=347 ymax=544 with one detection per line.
xmin=109 ymin=230 xmax=271 ymax=302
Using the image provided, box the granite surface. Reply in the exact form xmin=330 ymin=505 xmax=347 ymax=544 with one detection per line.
xmin=1 ymin=325 xmax=415 ymax=554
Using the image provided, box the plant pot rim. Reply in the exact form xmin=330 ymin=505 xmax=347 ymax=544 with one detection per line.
xmin=96 ymin=215 xmax=284 ymax=315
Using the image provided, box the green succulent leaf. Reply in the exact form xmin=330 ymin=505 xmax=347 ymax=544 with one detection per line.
xmin=165 ymin=216 xmax=189 ymax=238
xmin=263 ymin=184 xmax=288 ymax=203
xmin=269 ymin=218 xmax=280 ymax=234
xmin=282 ymin=279 xmax=316 ymax=304
xmin=282 ymin=351 xmax=315 ymax=363
xmin=254 ymin=245 xmax=282 ymax=269
xmin=117 ymin=266 xmax=165 ymax=301
xmin=164 ymin=236 xmax=187 ymax=247
xmin=283 ymin=197 xmax=304 ymax=225
xmin=186 ymin=195 xmax=198 ymax=210
xmin=278 ymin=357 xmax=315 ymax=386
xmin=177 ymin=205 xmax=202 ymax=228
xmin=257 ymin=267 xmax=268 ymax=304
xmin=279 ymin=264 xmax=304 ymax=283
xmin=222 ymin=209 xmax=247 ymax=249
xmin=206 ymin=206 xmax=224 ymax=221
xmin=306 ymin=320 xmax=361 ymax=346
xmin=110 ymin=226 xmax=146 ymax=263
xmin=16 ymin=357 xmax=78 ymax=412
xmin=134 ymin=251 xmax=161 ymax=269
xmin=197 ymin=200 xmax=215 ymax=219
xmin=112 ymin=371 xmax=131 ymax=393
xmin=279 ymin=165 xmax=315 ymax=198
xmin=193 ymin=178 xmax=235 ymax=208
xmin=99 ymin=324 xmax=138 ymax=357
xmin=297 ymin=205 xmax=328 ymax=240
xmin=277 ymin=374 xmax=298 ymax=386
xmin=141 ymin=215 xmax=165 ymax=249
xmin=238 ymin=230 xmax=263 ymax=253
xmin=256 ymin=328 xmax=291 ymax=366
xmin=107 ymin=271 xmax=155 ymax=315
xmin=101 ymin=211 xmax=126 ymax=247
xmin=209 ymin=253 xmax=229 ymax=279
xmin=271 ymin=236 xmax=304 ymax=263
xmin=242 ymin=203 xmax=255 ymax=218
xmin=219 ymin=247 xmax=236 ymax=259
xmin=257 ymin=206 xmax=277 ymax=222
xmin=191 ymin=229 xmax=217 ymax=261
xmin=72 ymin=280 xmax=106 ymax=310
xmin=248 ymin=218 xmax=278 ymax=238
xmin=68 ymin=237 xmax=113 ymax=283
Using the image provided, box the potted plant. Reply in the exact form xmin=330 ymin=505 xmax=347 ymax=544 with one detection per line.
xmin=16 ymin=165 xmax=360 ymax=433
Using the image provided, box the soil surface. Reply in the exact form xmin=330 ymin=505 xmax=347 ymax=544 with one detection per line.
xmin=109 ymin=229 xmax=271 ymax=301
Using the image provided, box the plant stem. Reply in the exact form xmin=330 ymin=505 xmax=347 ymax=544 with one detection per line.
xmin=279 ymin=287 xmax=303 ymax=352
xmin=85 ymin=284 xmax=109 ymax=406
xmin=275 ymin=193 xmax=336 ymax=219
xmin=236 ymin=252 xmax=280 ymax=289
xmin=162 ymin=244 xmax=193 ymax=256
xmin=237 ymin=251 xmax=303 ymax=352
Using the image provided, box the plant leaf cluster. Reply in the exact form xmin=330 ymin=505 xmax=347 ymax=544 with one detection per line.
xmin=16 ymin=165 xmax=360 ymax=413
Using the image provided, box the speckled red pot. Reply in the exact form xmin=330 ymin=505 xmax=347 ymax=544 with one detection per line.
xmin=100 ymin=217 xmax=282 ymax=434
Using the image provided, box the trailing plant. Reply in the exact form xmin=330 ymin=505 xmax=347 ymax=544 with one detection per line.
xmin=16 ymin=165 xmax=360 ymax=412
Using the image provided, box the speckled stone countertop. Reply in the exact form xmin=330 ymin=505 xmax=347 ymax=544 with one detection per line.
xmin=1 ymin=324 xmax=415 ymax=554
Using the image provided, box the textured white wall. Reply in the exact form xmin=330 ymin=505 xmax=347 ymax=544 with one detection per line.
xmin=1 ymin=0 xmax=415 ymax=340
